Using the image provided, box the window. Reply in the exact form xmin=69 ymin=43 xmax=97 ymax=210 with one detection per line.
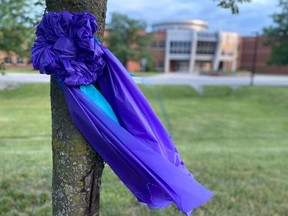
xmin=195 ymin=61 xmax=212 ymax=72
xmin=159 ymin=40 xmax=165 ymax=48
xmin=17 ymin=57 xmax=24 ymax=65
xmin=221 ymin=50 xmax=234 ymax=56
xmin=151 ymin=41 xmax=157 ymax=47
xmin=196 ymin=41 xmax=216 ymax=54
xmin=4 ymin=57 xmax=12 ymax=64
xmin=158 ymin=61 xmax=164 ymax=68
xmin=197 ymin=32 xmax=217 ymax=40
xmin=170 ymin=41 xmax=191 ymax=54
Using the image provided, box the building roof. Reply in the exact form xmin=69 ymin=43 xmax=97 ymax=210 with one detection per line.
xmin=152 ymin=20 xmax=208 ymax=32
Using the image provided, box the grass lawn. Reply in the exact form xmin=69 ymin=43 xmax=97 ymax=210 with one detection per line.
xmin=130 ymin=71 xmax=161 ymax=77
xmin=0 ymin=84 xmax=287 ymax=216
xmin=4 ymin=68 xmax=38 ymax=74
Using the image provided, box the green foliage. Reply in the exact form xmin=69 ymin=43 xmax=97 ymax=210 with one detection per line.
xmin=217 ymin=0 xmax=252 ymax=14
xmin=263 ymin=0 xmax=288 ymax=65
xmin=1 ymin=83 xmax=288 ymax=215
xmin=105 ymin=13 xmax=152 ymax=69
xmin=0 ymin=0 xmax=45 ymax=69
xmin=0 ymin=61 xmax=5 ymax=75
xmin=0 ymin=0 xmax=32 ymax=55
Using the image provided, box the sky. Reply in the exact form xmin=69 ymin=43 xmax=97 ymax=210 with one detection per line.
xmin=106 ymin=0 xmax=279 ymax=36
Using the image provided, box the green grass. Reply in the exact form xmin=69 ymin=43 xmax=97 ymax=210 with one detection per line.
xmin=0 ymin=84 xmax=288 ymax=216
xmin=130 ymin=71 xmax=161 ymax=77
xmin=4 ymin=68 xmax=38 ymax=74
xmin=0 ymin=84 xmax=51 ymax=216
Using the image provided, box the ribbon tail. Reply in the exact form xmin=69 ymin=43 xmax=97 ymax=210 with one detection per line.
xmin=63 ymin=85 xmax=213 ymax=215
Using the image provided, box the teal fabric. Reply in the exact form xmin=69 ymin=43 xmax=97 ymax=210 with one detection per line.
xmin=80 ymin=84 xmax=119 ymax=124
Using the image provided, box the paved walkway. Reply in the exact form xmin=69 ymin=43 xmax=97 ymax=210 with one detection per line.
xmin=0 ymin=73 xmax=50 ymax=84
xmin=0 ymin=73 xmax=50 ymax=90
xmin=1 ymin=73 xmax=288 ymax=91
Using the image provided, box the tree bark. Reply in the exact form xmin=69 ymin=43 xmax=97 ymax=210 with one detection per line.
xmin=45 ymin=1 xmax=107 ymax=215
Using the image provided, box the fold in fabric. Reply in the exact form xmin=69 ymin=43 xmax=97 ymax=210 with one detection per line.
xmin=80 ymin=84 xmax=119 ymax=124
xmin=64 ymin=76 xmax=212 ymax=215
xmin=31 ymin=11 xmax=213 ymax=215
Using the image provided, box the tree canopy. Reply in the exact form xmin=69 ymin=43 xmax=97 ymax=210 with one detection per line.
xmin=263 ymin=0 xmax=288 ymax=65
xmin=0 ymin=0 xmax=43 ymax=58
xmin=105 ymin=13 xmax=151 ymax=69
xmin=217 ymin=0 xmax=251 ymax=13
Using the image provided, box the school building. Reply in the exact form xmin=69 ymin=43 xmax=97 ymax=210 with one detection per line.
xmin=148 ymin=20 xmax=239 ymax=74
xmin=1 ymin=19 xmax=287 ymax=74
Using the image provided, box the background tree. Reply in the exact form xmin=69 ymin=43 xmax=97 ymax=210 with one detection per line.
xmin=263 ymin=0 xmax=288 ymax=65
xmin=0 ymin=0 xmax=43 ymax=58
xmin=217 ymin=0 xmax=251 ymax=13
xmin=105 ymin=13 xmax=151 ymax=69
xmin=45 ymin=0 xmax=107 ymax=215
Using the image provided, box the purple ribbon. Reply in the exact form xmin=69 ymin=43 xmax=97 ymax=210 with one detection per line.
xmin=32 ymin=11 xmax=105 ymax=86
xmin=31 ymin=11 xmax=213 ymax=215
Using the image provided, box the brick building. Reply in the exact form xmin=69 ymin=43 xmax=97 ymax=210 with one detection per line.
xmin=148 ymin=31 xmax=166 ymax=72
xmin=0 ymin=51 xmax=30 ymax=68
xmin=239 ymin=36 xmax=288 ymax=74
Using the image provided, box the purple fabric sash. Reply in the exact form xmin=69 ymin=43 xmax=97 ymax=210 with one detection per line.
xmin=31 ymin=11 xmax=213 ymax=215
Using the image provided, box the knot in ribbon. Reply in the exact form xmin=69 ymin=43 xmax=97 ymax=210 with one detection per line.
xmin=31 ymin=11 xmax=106 ymax=86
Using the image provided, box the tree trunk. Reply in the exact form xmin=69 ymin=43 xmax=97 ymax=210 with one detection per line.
xmin=45 ymin=1 xmax=107 ymax=215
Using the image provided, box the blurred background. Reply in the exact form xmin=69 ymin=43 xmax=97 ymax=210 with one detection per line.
xmin=0 ymin=0 xmax=287 ymax=215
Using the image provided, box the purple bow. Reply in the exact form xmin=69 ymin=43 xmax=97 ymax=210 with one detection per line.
xmin=32 ymin=11 xmax=105 ymax=86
